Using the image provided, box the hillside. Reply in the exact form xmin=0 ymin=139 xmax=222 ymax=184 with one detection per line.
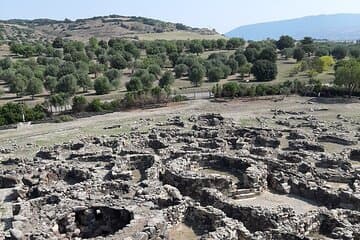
xmin=226 ymin=14 xmax=360 ymax=41
xmin=0 ymin=15 xmax=220 ymax=42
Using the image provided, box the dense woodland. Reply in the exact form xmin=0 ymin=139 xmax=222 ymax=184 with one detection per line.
xmin=1 ymin=34 xmax=360 ymax=126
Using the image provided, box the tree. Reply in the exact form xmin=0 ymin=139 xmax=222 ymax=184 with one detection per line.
xmin=238 ymin=63 xmax=252 ymax=79
xmin=0 ymin=57 xmax=12 ymax=70
xmin=105 ymin=69 xmax=122 ymax=89
xmin=244 ymin=48 xmax=258 ymax=63
xmin=276 ymin=35 xmax=295 ymax=50
xmin=57 ymin=74 xmax=78 ymax=95
xmin=332 ymin=45 xmax=348 ymax=60
xmin=72 ymin=96 xmax=88 ymax=112
xmin=189 ymin=64 xmax=205 ymax=87
xmin=216 ymin=39 xmax=227 ymax=49
xmin=52 ymin=37 xmax=64 ymax=48
xmin=234 ymin=53 xmax=247 ymax=66
xmin=110 ymin=54 xmax=127 ymax=69
xmin=159 ymin=71 xmax=175 ymax=88
xmin=10 ymin=77 xmax=27 ymax=97
xmin=259 ymin=48 xmax=277 ymax=62
xmin=226 ymin=38 xmax=245 ymax=49
xmin=293 ymin=48 xmax=305 ymax=62
xmin=94 ymin=76 xmax=111 ymax=95
xmin=174 ymin=64 xmax=188 ymax=78
xmin=222 ymin=82 xmax=239 ymax=98
xmin=76 ymin=71 xmax=92 ymax=92
xmin=89 ymin=63 xmax=104 ymax=78
xmin=189 ymin=41 xmax=204 ymax=55
xmin=208 ymin=67 xmax=224 ymax=82
xmin=315 ymin=47 xmax=330 ymax=57
xmin=147 ymin=64 xmax=162 ymax=78
xmin=126 ymin=77 xmax=143 ymax=92
xmin=45 ymin=76 xmax=58 ymax=95
xmin=334 ymin=59 xmax=360 ymax=97
xmin=251 ymin=60 xmax=278 ymax=81
xmin=349 ymin=47 xmax=360 ymax=58
xmin=281 ymin=48 xmax=294 ymax=60
xmin=26 ymin=78 xmax=43 ymax=99
xmin=227 ymin=58 xmax=239 ymax=74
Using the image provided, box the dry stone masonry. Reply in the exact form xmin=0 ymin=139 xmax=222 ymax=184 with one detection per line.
xmin=0 ymin=111 xmax=359 ymax=239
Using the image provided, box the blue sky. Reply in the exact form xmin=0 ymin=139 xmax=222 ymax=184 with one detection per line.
xmin=2 ymin=0 xmax=360 ymax=33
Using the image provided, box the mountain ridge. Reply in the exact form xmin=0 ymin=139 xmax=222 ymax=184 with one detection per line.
xmin=226 ymin=14 xmax=360 ymax=41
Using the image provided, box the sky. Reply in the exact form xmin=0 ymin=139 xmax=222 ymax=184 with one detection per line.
xmin=1 ymin=0 xmax=360 ymax=33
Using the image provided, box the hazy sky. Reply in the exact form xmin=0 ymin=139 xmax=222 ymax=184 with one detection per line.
xmin=2 ymin=0 xmax=360 ymax=33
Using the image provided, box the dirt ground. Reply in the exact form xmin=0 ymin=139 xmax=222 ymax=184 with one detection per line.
xmin=1 ymin=95 xmax=359 ymax=158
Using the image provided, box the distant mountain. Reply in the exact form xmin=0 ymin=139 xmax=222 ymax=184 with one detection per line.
xmin=0 ymin=15 xmax=219 ymax=42
xmin=226 ymin=14 xmax=360 ymax=41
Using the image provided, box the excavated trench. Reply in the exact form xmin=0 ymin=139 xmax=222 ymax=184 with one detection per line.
xmin=69 ymin=207 xmax=133 ymax=238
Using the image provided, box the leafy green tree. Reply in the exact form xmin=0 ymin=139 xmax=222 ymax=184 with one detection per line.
xmin=334 ymin=59 xmax=360 ymax=97
xmin=349 ymin=47 xmax=360 ymax=58
xmin=58 ymin=62 xmax=76 ymax=78
xmin=10 ymin=77 xmax=27 ymax=97
xmin=259 ymin=47 xmax=277 ymax=62
xmin=72 ymin=96 xmax=88 ymax=112
xmin=234 ymin=53 xmax=248 ymax=66
xmin=94 ymin=76 xmax=111 ymax=95
xmin=315 ymin=47 xmax=330 ymax=57
xmin=89 ymin=62 xmax=105 ymax=78
xmin=208 ymin=67 xmax=225 ymax=82
xmin=281 ymin=48 xmax=294 ymax=59
xmin=227 ymin=58 xmax=239 ymax=74
xmin=332 ymin=45 xmax=348 ymax=60
xmin=76 ymin=71 xmax=92 ymax=92
xmin=189 ymin=64 xmax=205 ymax=87
xmin=159 ymin=71 xmax=175 ymax=88
xmin=293 ymin=48 xmax=305 ymax=62
xmin=53 ymin=37 xmax=64 ymax=48
xmin=222 ymin=82 xmax=239 ymax=98
xmin=147 ymin=64 xmax=162 ymax=78
xmin=301 ymin=37 xmax=314 ymax=45
xmin=110 ymin=54 xmax=127 ymax=69
xmin=45 ymin=76 xmax=58 ymax=95
xmin=105 ymin=69 xmax=122 ymax=89
xmin=57 ymin=74 xmax=78 ymax=95
xmin=226 ymin=38 xmax=245 ymax=49
xmin=0 ymin=57 xmax=12 ymax=70
xmin=26 ymin=78 xmax=43 ymax=99
xmin=216 ymin=39 xmax=227 ymax=49
xmin=276 ymin=35 xmax=295 ymax=50
xmin=174 ymin=64 xmax=189 ymax=78
xmin=244 ymin=48 xmax=258 ymax=63
xmin=189 ymin=40 xmax=204 ymax=55
xmin=251 ymin=60 xmax=278 ymax=81
xmin=126 ymin=77 xmax=143 ymax=92
xmin=238 ymin=63 xmax=252 ymax=79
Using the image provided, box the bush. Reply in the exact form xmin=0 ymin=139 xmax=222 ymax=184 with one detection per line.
xmin=87 ymin=99 xmax=103 ymax=112
xmin=55 ymin=115 xmax=74 ymax=123
xmin=222 ymin=82 xmax=239 ymax=98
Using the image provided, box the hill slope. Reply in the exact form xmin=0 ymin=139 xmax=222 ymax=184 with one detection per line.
xmin=226 ymin=14 xmax=360 ymax=41
xmin=0 ymin=15 xmax=220 ymax=42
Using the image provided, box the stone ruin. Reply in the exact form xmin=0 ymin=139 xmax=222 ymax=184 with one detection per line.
xmin=0 ymin=112 xmax=359 ymax=239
